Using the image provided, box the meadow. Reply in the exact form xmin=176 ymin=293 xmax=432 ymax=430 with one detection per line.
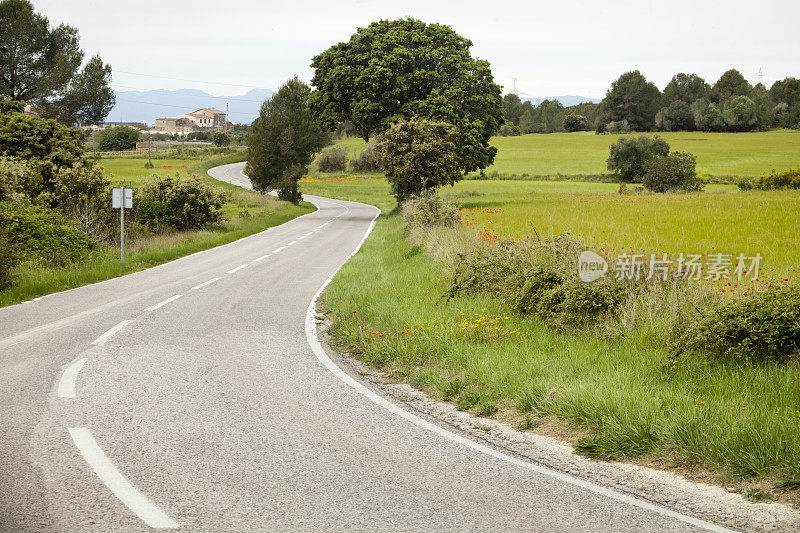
xmin=300 ymin=170 xmax=800 ymax=501
xmin=335 ymin=130 xmax=800 ymax=178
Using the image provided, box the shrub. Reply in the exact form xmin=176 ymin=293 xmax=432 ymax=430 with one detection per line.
xmin=563 ymin=114 xmax=590 ymax=132
xmin=52 ymin=164 xmax=115 ymax=240
xmin=497 ymin=123 xmax=521 ymax=136
xmin=212 ymin=131 xmax=231 ymax=147
xmin=401 ymin=193 xmax=461 ymax=231
xmin=757 ymin=169 xmax=800 ymax=190
xmin=605 ymin=120 xmax=631 ymax=133
xmin=315 ymin=145 xmax=348 ymax=172
xmin=671 ymin=282 xmax=800 ymax=364
xmin=97 ymin=126 xmax=140 ymax=151
xmin=138 ymin=176 xmax=226 ymax=231
xmin=722 ymin=95 xmax=758 ymax=132
xmin=607 ymin=134 xmax=670 ymax=182
xmin=349 ymin=140 xmax=379 ymax=172
xmin=374 ymin=118 xmax=464 ymax=202
xmin=0 ymin=157 xmax=41 ymax=201
xmin=642 ymin=151 xmax=703 ymax=192
xmin=0 ymin=200 xmax=95 ymax=267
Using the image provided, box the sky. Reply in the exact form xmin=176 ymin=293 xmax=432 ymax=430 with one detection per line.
xmin=35 ymin=0 xmax=800 ymax=98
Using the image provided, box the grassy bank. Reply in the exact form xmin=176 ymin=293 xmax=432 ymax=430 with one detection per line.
xmin=301 ymin=175 xmax=800 ymax=502
xmin=0 ymin=153 xmax=312 ymax=307
xmin=335 ymin=130 xmax=800 ymax=178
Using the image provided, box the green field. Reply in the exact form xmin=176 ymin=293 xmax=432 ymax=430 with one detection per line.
xmin=300 ymin=174 xmax=800 ymax=501
xmin=99 ymin=158 xmax=193 ymax=187
xmin=334 ymin=130 xmax=800 ymax=178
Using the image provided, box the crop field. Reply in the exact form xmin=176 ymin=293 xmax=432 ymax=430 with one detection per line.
xmin=335 ymin=130 xmax=800 ymax=178
xmin=99 ymin=158 xmax=192 ymax=187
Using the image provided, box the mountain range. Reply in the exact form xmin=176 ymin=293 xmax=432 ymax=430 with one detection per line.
xmin=106 ymin=89 xmax=601 ymax=125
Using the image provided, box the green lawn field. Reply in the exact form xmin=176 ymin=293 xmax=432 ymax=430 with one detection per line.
xmin=334 ymin=130 xmax=800 ymax=178
xmin=99 ymin=158 xmax=193 ymax=187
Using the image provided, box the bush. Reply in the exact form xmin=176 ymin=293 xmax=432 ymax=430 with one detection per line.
xmin=642 ymin=151 xmax=703 ymax=192
xmin=212 ymin=131 xmax=232 ymax=147
xmin=737 ymin=177 xmax=757 ymax=190
xmin=607 ymin=134 xmax=670 ymax=182
xmin=375 ymin=118 xmax=464 ymax=202
xmin=0 ymin=233 xmax=13 ymax=289
xmin=605 ymin=120 xmax=631 ymax=133
xmin=757 ymin=169 xmax=800 ymax=190
xmin=52 ymin=164 xmax=115 ymax=241
xmin=97 ymin=126 xmax=140 ymax=151
xmin=694 ymin=103 xmax=725 ymax=132
xmin=0 ymin=200 xmax=95 ymax=267
xmin=401 ymin=193 xmax=461 ymax=231
xmin=315 ymin=145 xmax=348 ymax=172
xmin=722 ymin=95 xmax=758 ymax=132
xmin=497 ymin=123 xmax=521 ymax=136
xmin=138 ymin=176 xmax=226 ymax=231
xmin=0 ymin=157 xmax=41 ymax=201
xmin=349 ymin=140 xmax=379 ymax=172
xmin=563 ymin=114 xmax=590 ymax=132
xmin=671 ymin=283 xmax=800 ymax=364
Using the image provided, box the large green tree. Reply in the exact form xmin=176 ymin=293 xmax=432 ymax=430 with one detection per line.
xmin=246 ymin=77 xmax=328 ymax=205
xmin=601 ymin=71 xmax=661 ymax=131
xmin=0 ymin=0 xmax=114 ymax=123
xmin=710 ymin=69 xmax=751 ymax=103
xmin=309 ymin=18 xmax=503 ymax=174
xmin=661 ymin=73 xmax=709 ymax=107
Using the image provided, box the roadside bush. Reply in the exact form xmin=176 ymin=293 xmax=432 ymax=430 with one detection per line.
xmin=52 ymin=164 xmax=115 ymax=241
xmin=0 ymin=200 xmax=95 ymax=267
xmin=138 ymin=176 xmax=226 ymax=232
xmin=401 ymin=193 xmax=460 ymax=231
xmin=315 ymin=145 xmax=348 ymax=172
xmin=671 ymin=282 xmax=800 ymax=364
xmin=757 ymin=169 xmax=800 ymax=190
xmin=642 ymin=151 xmax=703 ymax=192
xmin=607 ymin=134 xmax=670 ymax=182
xmin=0 ymin=157 xmax=41 ymax=201
xmin=563 ymin=114 xmax=590 ymax=132
xmin=97 ymin=126 xmax=140 ymax=151
xmin=349 ymin=140 xmax=379 ymax=172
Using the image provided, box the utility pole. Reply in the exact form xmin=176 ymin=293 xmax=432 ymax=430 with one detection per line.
xmin=756 ymin=68 xmax=765 ymax=86
xmin=512 ymin=78 xmax=518 ymax=96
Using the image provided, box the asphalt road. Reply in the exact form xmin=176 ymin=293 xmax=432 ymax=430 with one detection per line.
xmin=0 ymin=162 xmax=730 ymax=532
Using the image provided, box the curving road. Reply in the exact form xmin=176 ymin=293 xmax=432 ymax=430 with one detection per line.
xmin=0 ymin=162 xmax=728 ymax=532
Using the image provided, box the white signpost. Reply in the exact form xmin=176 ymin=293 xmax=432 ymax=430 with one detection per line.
xmin=112 ymin=187 xmax=133 ymax=261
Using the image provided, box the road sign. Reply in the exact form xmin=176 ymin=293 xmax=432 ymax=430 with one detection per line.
xmin=112 ymin=187 xmax=133 ymax=261
xmin=112 ymin=187 xmax=133 ymax=209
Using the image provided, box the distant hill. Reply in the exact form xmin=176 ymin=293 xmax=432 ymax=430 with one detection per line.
xmin=107 ymin=88 xmax=275 ymax=125
xmin=521 ymin=95 xmax=601 ymax=107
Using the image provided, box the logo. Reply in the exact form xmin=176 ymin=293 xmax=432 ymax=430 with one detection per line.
xmin=578 ymin=251 xmax=608 ymax=282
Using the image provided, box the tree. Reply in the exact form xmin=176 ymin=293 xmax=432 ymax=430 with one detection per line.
xmin=374 ymin=118 xmax=463 ymax=202
xmin=246 ymin=77 xmax=328 ymax=205
xmin=537 ymin=99 xmax=566 ymax=133
xmin=502 ymin=94 xmax=525 ymax=125
xmin=563 ymin=113 xmax=590 ymax=132
xmin=661 ymin=73 xmax=709 ymax=107
xmin=655 ymin=100 xmax=695 ymax=131
xmin=97 ymin=126 xmax=139 ymax=151
xmin=309 ymin=18 xmax=503 ymax=174
xmin=694 ymin=102 xmax=725 ymax=132
xmin=212 ymin=131 xmax=231 ymax=147
xmin=601 ymin=71 xmax=661 ymax=131
xmin=710 ymin=69 xmax=751 ymax=103
xmin=606 ymin=134 xmax=670 ymax=182
xmin=0 ymin=0 xmax=114 ymax=124
xmin=722 ymin=95 xmax=757 ymax=131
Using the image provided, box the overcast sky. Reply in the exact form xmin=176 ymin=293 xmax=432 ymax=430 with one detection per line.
xmin=35 ymin=0 xmax=800 ymax=98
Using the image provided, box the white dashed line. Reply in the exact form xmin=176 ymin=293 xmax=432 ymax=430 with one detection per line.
xmin=145 ymin=294 xmax=183 ymax=312
xmin=91 ymin=320 xmax=132 ymax=346
xmin=57 ymin=358 xmax=88 ymax=399
xmin=304 ymin=232 xmax=313 ymax=236
xmin=297 ymin=236 xmax=306 ymax=240
xmin=287 ymin=240 xmax=298 ymax=246
xmin=68 ymin=428 xmax=180 ymax=529
xmin=272 ymin=246 xmax=286 ymax=253
xmin=192 ymin=277 xmax=220 ymax=290
xmin=227 ymin=264 xmax=249 ymax=274
xmin=253 ymin=253 xmax=271 ymax=262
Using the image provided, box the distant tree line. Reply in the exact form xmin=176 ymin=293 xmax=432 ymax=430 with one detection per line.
xmin=500 ymin=69 xmax=800 ymax=135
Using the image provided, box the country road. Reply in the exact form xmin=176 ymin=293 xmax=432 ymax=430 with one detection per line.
xmin=0 ymin=162 xmax=728 ymax=532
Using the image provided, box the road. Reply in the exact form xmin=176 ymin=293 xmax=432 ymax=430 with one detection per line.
xmin=0 ymin=162 xmax=729 ymax=532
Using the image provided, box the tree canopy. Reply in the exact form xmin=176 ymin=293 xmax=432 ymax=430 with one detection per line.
xmin=309 ymin=18 xmax=503 ymax=174
xmin=0 ymin=0 xmax=114 ymax=124
xmin=710 ymin=69 xmax=751 ymax=103
xmin=661 ymin=73 xmax=709 ymax=107
xmin=246 ymin=77 xmax=328 ymax=205
xmin=601 ymin=71 xmax=661 ymax=131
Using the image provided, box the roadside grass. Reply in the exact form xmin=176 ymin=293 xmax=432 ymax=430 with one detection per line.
xmin=300 ymin=174 xmax=800 ymax=499
xmin=0 ymin=152 xmax=312 ymax=307
xmin=334 ymin=130 xmax=800 ymax=178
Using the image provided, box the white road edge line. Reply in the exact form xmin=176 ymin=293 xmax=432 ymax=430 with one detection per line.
xmin=272 ymin=246 xmax=286 ymax=253
xmin=297 ymin=236 xmax=306 ymax=240
xmin=226 ymin=264 xmax=249 ymax=274
xmin=91 ymin=320 xmax=132 ymax=346
xmin=67 ymin=428 xmax=179 ymax=529
xmin=286 ymin=240 xmax=298 ymax=246
xmin=192 ymin=277 xmax=220 ymax=290
xmin=145 ymin=294 xmax=183 ymax=312
xmin=253 ymin=253 xmax=271 ymax=262
xmin=303 ymin=203 xmax=732 ymax=533
xmin=57 ymin=358 xmax=88 ymax=399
